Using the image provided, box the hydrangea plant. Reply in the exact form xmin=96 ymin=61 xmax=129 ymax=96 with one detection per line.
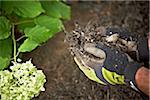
xmin=0 ymin=1 xmax=71 ymax=70
xmin=0 ymin=60 xmax=46 ymax=100
xmin=0 ymin=1 xmax=71 ymax=99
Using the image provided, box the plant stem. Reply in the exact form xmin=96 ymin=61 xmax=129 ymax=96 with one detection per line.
xmin=12 ymin=24 xmax=16 ymax=62
xmin=14 ymin=20 xmax=33 ymax=25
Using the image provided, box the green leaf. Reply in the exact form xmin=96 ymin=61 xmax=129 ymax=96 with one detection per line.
xmin=0 ymin=16 xmax=11 ymax=40
xmin=41 ymin=1 xmax=71 ymax=20
xmin=0 ymin=37 xmax=12 ymax=70
xmin=1 ymin=1 xmax=14 ymax=15
xmin=34 ymin=15 xmax=64 ymax=33
xmin=13 ymin=1 xmax=45 ymax=18
xmin=24 ymin=25 xmax=53 ymax=44
xmin=17 ymin=18 xmax=35 ymax=32
xmin=0 ymin=37 xmax=12 ymax=58
xmin=18 ymin=21 xmax=35 ymax=32
xmin=0 ymin=57 xmax=10 ymax=70
xmin=18 ymin=38 xmax=38 ymax=52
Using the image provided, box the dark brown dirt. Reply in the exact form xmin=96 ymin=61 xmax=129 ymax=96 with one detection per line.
xmin=23 ymin=1 xmax=149 ymax=100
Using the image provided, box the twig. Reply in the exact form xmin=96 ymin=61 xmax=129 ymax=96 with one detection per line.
xmin=16 ymin=35 xmax=25 ymax=41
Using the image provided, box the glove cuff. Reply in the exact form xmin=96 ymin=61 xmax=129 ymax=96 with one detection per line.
xmin=124 ymin=62 xmax=142 ymax=92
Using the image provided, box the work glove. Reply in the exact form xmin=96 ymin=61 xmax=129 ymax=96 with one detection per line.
xmin=66 ymin=25 xmax=149 ymax=96
xmin=74 ymin=42 xmax=130 ymax=85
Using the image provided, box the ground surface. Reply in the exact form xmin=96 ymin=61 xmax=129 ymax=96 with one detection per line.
xmin=23 ymin=1 xmax=149 ymax=100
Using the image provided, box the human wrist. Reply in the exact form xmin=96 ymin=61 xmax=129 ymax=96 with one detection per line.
xmin=135 ymin=67 xmax=150 ymax=96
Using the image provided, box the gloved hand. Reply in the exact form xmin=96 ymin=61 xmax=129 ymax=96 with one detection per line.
xmin=74 ymin=41 xmax=149 ymax=97
xmin=74 ymin=42 xmax=131 ymax=85
xmin=66 ymin=25 xmax=149 ymax=95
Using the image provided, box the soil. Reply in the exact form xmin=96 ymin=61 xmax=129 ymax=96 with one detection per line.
xmin=23 ymin=1 xmax=149 ymax=100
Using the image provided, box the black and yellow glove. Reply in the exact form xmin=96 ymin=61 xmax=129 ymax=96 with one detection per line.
xmin=73 ymin=27 xmax=148 ymax=81
xmin=66 ymin=25 xmax=149 ymax=95
xmin=74 ymin=42 xmax=130 ymax=85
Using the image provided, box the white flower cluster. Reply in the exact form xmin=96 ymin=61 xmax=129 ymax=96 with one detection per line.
xmin=0 ymin=60 xmax=46 ymax=100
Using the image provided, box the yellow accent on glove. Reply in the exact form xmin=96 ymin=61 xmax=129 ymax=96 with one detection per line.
xmin=74 ymin=57 xmax=106 ymax=85
xmin=102 ymin=67 xmax=125 ymax=85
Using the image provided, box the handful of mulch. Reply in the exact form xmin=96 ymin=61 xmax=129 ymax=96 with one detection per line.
xmin=65 ymin=23 xmax=140 ymax=66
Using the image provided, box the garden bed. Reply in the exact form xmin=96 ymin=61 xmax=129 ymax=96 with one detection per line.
xmin=23 ymin=1 xmax=148 ymax=100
